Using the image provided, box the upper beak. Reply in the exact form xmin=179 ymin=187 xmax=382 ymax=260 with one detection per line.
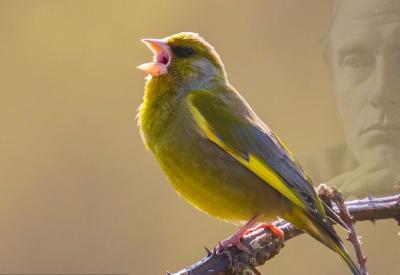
xmin=141 ymin=39 xmax=169 ymax=57
xmin=138 ymin=38 xmax=171 ymax=77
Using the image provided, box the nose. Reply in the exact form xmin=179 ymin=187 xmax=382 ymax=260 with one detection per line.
xmin=368 ymin=58 xmax=399 ymax=108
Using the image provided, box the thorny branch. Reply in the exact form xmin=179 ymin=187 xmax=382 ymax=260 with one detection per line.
xmin=317 ymin=184 xmax=368 ymax=275
xmin=170 ymin=191 xmax=400 ymax=275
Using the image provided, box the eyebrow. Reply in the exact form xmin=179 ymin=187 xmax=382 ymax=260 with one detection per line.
xmin=334 ymin=39 xmax=375 ymax=58
xmin=334 ymin=35 xmax=379 ymax=56
xmin=332 ymin=23 xmax=400 ymax=55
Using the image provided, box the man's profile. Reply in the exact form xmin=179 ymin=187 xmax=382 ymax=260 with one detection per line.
xmin=304 ymin=0 xmax=400 ymax=198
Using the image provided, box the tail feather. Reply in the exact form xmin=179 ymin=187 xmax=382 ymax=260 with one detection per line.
xmin=283 ymin=208 xmax=361 ymax=275
xmin=330 ymin=240 xmax=362 ymax=275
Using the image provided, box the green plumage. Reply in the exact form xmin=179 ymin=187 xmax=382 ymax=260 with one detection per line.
xmin=137 ymin=32 xmax=360 ymax=275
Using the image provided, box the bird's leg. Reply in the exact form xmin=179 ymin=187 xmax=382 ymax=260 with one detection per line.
xmin=218 ymin=215 xmax=259 ymax=253
xmin=244 ymin=223 xmax=285 ymax=239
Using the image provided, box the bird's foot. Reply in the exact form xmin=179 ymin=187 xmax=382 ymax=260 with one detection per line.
xmin=244 ymin=223 xmax=285 ymax=239
xmin=218 ymin=234 xmax=250 ymax=253
xmin=216 ymin=215 xmax=259 ymax=254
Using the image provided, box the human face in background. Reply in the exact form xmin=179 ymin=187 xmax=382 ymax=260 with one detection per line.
xmin=329 ymin=0 xmax=400 ymax=165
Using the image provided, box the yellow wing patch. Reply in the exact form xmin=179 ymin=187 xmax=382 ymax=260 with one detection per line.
xmin=189 ymin=102 xmax=307 ymax=210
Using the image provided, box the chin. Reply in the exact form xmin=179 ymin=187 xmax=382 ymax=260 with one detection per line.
xmin=350 ymin=130 xmax=399 ymax=160
xmin=354 ymin=143 xmax=400 ymax=166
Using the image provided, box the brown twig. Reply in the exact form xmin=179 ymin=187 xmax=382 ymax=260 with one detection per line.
xmin=330 ymin=187 xmax=368 ymax=275
xmin=171 ymin=192 xmax=400 ymax=275
xmin=316 ymin=184 xmax=368 ymax=274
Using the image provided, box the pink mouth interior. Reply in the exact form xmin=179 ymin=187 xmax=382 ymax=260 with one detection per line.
xmin=155 ymin=51 xmax=170 ymax=65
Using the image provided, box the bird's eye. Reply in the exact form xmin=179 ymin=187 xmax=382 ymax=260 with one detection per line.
xmin=172 ymin=46 xmax=195 ymax=58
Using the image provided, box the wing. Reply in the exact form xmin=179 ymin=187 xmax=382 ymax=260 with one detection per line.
xmin=187 ymin=89 xmax=327 ymax=221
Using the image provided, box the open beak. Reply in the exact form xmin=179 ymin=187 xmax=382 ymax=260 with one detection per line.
xmin=138 ymin=38 xmax=171 ymax=77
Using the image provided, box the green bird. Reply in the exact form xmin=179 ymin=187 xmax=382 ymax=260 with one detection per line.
xmin=137 ymin=32 xmax=360 ymax=275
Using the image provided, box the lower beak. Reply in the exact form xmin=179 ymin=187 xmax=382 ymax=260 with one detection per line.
xmin=138 ymin=38 xmax=171 ymax=77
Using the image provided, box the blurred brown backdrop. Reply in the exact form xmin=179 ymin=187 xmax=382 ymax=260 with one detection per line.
xmin=0 ymin=1 xmax=398 ymax=274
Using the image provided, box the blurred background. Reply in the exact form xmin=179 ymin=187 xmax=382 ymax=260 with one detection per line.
xmin=0 ymin=0 xmax=398 ymax=274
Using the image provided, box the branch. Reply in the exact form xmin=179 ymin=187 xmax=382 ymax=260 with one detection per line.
xmin=170 ymin=193 xmax=400 ymax=275
xmin=330 ymin=187 xmax=367 ymax=274
xmin=316 ymin=184 xmax=368 ymax=274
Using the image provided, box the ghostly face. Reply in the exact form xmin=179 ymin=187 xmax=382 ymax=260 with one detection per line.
xmin=328 ymin=0 xmax=400 ymax=165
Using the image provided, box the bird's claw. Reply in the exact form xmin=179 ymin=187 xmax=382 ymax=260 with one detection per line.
xmin=217 ymin=236 xmax=250 ymax=254
xmin=244 ymin=223 xmax=285 ymax=240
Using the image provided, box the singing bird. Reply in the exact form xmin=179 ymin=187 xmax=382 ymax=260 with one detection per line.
xmin=137 ymin=32 xmax=360 ymax=274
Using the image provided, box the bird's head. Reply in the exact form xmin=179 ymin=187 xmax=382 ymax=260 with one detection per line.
xmin=138 ymin=32 xmax=227 ymax=90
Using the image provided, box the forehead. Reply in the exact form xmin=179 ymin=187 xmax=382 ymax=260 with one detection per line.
xmin=333 ymin=0 xmax=400 ymax=28
xmin=166 ymin=33 xmax=206 ymax=49
xmin=330 ymin=0 xmax=400 ymax=50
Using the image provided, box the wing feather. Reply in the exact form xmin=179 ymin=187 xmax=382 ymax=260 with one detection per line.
xmin=187 ymin=89 xmax=326 ymax=220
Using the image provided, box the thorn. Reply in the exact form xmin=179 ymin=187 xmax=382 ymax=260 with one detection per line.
xmin=218 ymin=241 xmax=224 ymax=252
xmin=212 ymin=247 xmax=217 ymax=256
xmin=367 ymin=194 xmax=374 ymax=200
xmin=251 ymin=267 xmax=262 ymax=275
xmin=362 ymin=256 xmax=367 ymax=264
xmin=204 ymin=246 xmax=212 ymax=256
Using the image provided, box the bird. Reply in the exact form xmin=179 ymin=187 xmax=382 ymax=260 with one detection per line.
xmin=137 ymin=32 xmax=361 ymax=275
